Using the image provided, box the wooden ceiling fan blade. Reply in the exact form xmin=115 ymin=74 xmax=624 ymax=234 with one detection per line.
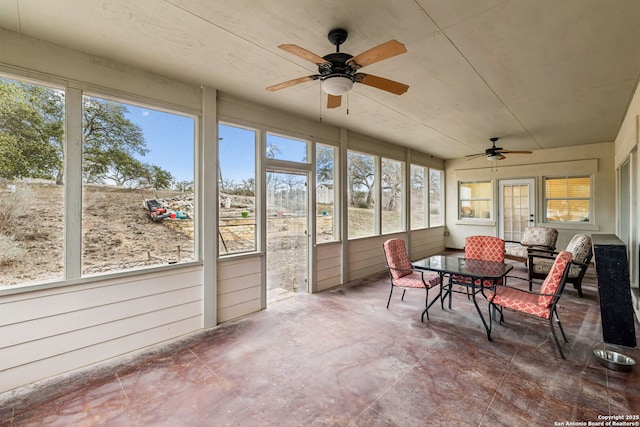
xmin=327 ymin=94 xmax=342 ymax=109
xmin=278 ymin=44 xmax=329 ymax=65
xmin=356 ymin=74 xmax=409 ymax=95
xmin=347 ymin=40 xmax=407 ymax=69
xmin=501 ymin=150 xmax=533 ymax=154
xmin=266 ymin=75 xmax=315 ymax=92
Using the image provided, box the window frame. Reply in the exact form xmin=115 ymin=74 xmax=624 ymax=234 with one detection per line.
xmin=347 ymin=149 xmax=378 ymax=239
xmin=0 ymin=71 xmax=202 ymax=290
xmin=218 ymin=121 xmax=259 ymax=256
xmin=315 ymin=142 xmax=339 ymax=243
xmin=458 ymin=180 xmax=493 ymax=221
xmin=428 ymin=168 xmax=445 ymax=227
xmin=543 ymin=175 xmax=593 ymax=224
xmin=381 ymin=157 xmax=405 ymax=235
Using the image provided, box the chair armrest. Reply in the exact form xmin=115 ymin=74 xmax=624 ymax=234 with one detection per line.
xmin=527 ymin=247 xmax=557 ymax=260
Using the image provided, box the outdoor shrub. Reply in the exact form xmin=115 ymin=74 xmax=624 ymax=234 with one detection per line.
xmin=0 ymin=234 xmax=25 ymax=265
xmin=0 ymin=185 xmax=33 ymax=234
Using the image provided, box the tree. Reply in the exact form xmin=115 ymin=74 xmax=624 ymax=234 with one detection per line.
xmin=347 ymin=152 xmax=375 ymax=207
xmin=140 ymin=164 xmax=174 ymax=189
xmin=0 ymin=81 xmax=61 ymax=181
xmin=316 ymin=145 xmax=334 ymax=185
xmin=381 ymin=159 xmax=401 ymax=211
xmin=174 ymin=180 xmax=194 ymax=192
xmin=82 ymin=97 xmax=149 ymax=185
xmin=1 ymin=79 xmax=175 ymax=189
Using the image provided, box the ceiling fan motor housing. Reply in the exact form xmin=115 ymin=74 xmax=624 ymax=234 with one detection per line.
xmin=327 ymin=29 xmax=348 ymax=49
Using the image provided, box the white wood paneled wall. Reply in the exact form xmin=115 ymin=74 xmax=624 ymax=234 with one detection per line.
xmin=0 ymin=266 xmax=203 ymax=392
xmin=216 ymin=255 xmax=262 ymax=323
xmin=316 ymin=242 xmax=342 ymax=292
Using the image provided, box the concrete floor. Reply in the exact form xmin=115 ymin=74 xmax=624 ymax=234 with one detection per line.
xmin=1 ymin=259 xmax=639 ymax=426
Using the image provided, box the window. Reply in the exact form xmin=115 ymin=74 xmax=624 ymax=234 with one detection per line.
xmin=411 ymin=165 xmax=444 ymax=229
xmin=0 ymin=78 xmax=65 ymax=286
xmin=381 ymin=158 xmax=403 ymax=234
xmin=347 ymin=151 xmax=376 ymax=238
xmin=459 ymin=181 xmax=492 ymax=220
xmin=429 ymin=169 xmax=444 ymax=226
xmin=410 ymin=165 xmax=427 ymax=229
xmin=218 ymin=123 xmax=257 ymax=254
xmin=82 ymin=95 xmax=195 ymax=275
xmin=266 ymin=133 xmax=308 ymax=163
xmin=316 ymin=144 xmax=337 ymax=243
xmin=544 ymin=176 xmax=592 ymax=222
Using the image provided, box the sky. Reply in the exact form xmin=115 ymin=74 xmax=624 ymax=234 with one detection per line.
xmin=125 ymin=105 xmax=309 ymax=185
xmin=125 ymin=104 xmax=195 ymax=183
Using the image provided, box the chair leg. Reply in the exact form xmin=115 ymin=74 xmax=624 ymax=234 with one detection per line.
xmin=386 ymin=284 xmax=394 ymax=309
xmin=548 ymin=316 xmax=566 ymax=360
xmin=554 ymin=311 xmax=568 ymax=343
xmin=575 ymin=281 xmax=584 ymax=298
xmin=401 ymin=289 xmax=407 ymax=301
xmin=423 ymin=287 xmax=430 ymax=322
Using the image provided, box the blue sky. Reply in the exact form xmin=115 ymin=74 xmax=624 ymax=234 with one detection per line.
xmin=125 ymin=105 xmax=195 ymax=183
xmin=124 ymin=106 xmax=308 ymax=185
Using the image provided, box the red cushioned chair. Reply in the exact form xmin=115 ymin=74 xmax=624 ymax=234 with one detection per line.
xmin=487 ymin=251 xmax=573 ymax=359
xmin=449 ymin=236 xmax=506 ymax=299
xmin=383 ymin=239 xmax=441 ymax=320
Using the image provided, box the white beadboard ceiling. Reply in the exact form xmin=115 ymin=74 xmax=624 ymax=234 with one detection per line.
xmin=1 ymin=0 xmax=640 ymax=159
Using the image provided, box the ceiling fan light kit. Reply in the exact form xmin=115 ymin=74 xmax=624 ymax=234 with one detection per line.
xmin=267 ymin=29 xmax=409 ymax=108
xmin=321 ymin=76 xmax=353 ymax=95
xmin=486 ymin=153 xmax=503 ymax=161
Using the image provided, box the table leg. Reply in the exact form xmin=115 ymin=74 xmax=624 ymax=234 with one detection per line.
xmin=472 ymin=280 xmax=492 ymax=341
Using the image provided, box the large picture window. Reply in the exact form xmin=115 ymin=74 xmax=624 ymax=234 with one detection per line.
xmin=544 ymin=176 xmax=592 ymax=222
xmin=82 ymin=95 xmax=195 ymax=275
xmin=0 ymin=78 xmax=65 ymax=286
xmin=459 ymin=181 xmax=492 ymax=220
xmin=218 ymin=123 xmax=257 ymax=254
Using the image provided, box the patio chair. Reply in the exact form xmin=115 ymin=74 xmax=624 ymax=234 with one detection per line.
xmin=504 ymin=227 xmax=558 ymax=265
xmin=382 ymin=239 xmax=441 ymax=320
xmin=451 ymin=235 xmax=506 ymax=289
xmin=527 ymin=233 xmax=592 ymax=297
xmin=487 ymin=250 xmax=573 ymax=359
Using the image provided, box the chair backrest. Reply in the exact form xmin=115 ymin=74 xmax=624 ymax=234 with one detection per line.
xmin=565 ymin=233 xmax=592 ymax=265
xmin=538 ymin=251 xmax=573 ymax=307
xmin=383 ymin=239 xmax=412 ymax=279
xmin=465 ymin=236 xmax=505 ymax=262
xmin=521 ymin=227 xmax=558 ymax=249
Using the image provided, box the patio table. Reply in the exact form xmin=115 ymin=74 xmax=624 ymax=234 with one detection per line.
xmin=412 ymin=255 xmax=513 ymax=340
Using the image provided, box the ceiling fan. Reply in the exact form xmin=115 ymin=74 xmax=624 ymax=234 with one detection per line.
xmin=266 ymin=29 xmax=409 ymax=109
xmin=465 ymin=137 xmax=533 ymax=161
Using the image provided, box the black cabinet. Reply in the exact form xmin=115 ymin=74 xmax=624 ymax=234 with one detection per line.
xmin=592 ymin=234 xmax=636 ymax=347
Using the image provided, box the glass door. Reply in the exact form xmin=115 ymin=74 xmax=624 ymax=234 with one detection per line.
xmin=499 ymin=179 xmax=536 ymax=242
xmin=266 ymin=171 xmax=308 ymax=304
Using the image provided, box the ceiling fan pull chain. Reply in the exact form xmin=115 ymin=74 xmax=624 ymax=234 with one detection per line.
xmin=347 ymin=92 xmax=349 ymax=115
